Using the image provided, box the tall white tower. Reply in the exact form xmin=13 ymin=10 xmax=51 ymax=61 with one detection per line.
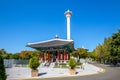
xmin=65 ymin=10 xmax=72 ymax=40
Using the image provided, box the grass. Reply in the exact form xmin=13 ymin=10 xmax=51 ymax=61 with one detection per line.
xmin=53 ymin=62 xmax=82 ymax=68
xmin=54 ymin=63 xmax=69 ymax=68
xmin=54 ymin=65 xmax=69 ymax=68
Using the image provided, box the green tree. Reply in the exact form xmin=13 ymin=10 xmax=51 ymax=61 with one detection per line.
xmin=71 ymin=51 xmax=79 ymax=58
xmin=110 ymin=30 xmax=120 ymax=59
xmin=30 ymin=50 xmax=40 ymax=58
xmin=12 ymin=53 xmax=20 ymax=59
xmin=88 ymin=51 xmax=97 ymax=60
xmin=0 ymin=55 xmax=6 ymax=80
xmin=102 ymin=38 xmax=112 ymax=63
xmin=0 ymin=49 xmax=8 ymax=59
xmin=93 ymin=29 xmax=120 ymax=64
xmin=20 ymin=50 xmax=40 ymax=60
xmin=77 ymin=48 xmax=88 ymax=58
xmin=0 ymin=49 xmax=7 ymax=54
xmin=94 ymin=44 xmax=104 ymax=63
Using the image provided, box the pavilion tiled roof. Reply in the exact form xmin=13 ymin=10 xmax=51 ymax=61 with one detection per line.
xmin=27 ymin=39 xmax=73 ymax=47
xmin=27 ymin=38 xmax=74 ymax=52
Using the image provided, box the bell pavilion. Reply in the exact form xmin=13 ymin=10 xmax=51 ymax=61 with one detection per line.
xmin=27 ymin=10 xmax=74 ymax=62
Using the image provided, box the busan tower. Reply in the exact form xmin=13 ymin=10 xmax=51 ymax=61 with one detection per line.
xmin=64 ymin=10 xmax=72 ymax=40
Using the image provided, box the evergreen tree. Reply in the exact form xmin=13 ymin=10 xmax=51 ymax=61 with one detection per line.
xmin=0 ymin=55 xmax=6 ymax=80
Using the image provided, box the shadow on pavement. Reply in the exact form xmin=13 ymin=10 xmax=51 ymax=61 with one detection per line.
xmin=38 ymin=72 xmax=47 ymax=76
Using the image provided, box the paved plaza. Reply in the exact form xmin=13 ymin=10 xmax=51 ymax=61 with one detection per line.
xmin=42 ymin=64 xmax=120 ymax=80
xmin=6 ymin=63 xmax=103 ymax=80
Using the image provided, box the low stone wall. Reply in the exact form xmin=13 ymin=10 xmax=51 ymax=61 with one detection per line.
xmin=4 ymin=59 xmax=29 ymax=68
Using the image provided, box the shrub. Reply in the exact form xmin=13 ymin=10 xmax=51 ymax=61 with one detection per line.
xmin=59 ymin=63 xmax=66 ymax=66
xmin=68 ymin=58 xmax=77 ymax=69
xmin=0 ymin=55 xmax=6 ymax=80
xmin=76 ymin=62 xmax=82 ymax=66
xmin=29 ymin=57 xmax=40 ymax=70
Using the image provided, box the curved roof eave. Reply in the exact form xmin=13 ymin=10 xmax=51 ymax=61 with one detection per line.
xmin=27 ymin=38 xmax=73 ymax=46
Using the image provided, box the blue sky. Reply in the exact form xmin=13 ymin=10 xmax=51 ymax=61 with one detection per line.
xmin=0 ymin=0 xmax=120 ymax=53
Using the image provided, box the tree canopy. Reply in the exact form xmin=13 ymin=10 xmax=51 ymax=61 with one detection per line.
xmin=92 ymin=29 xmax=120 ymax=63
xmin=0 ymin=49 xmax=41 ymax=60
xmin=0 ymin=55 xmax=6 ymax=80
xmin=71 ymin=48 xmax=89 ymax=59
xmin=110 ymin=30 xmax=120 ymax=58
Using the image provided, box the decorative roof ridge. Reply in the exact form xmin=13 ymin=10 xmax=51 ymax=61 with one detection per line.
xmin=27 ymin=38 xmax=73 ymax=46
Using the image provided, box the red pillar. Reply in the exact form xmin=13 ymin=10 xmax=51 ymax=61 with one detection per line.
xmin=64 ymin=51 xmax=67 ymax=60
xmin=67 ymin=53 xmax=68 ymax=60
xmin=62 ymin=52 xmax=64 ymax=60
xmin=45 ymin=52 xmax=47 ymax=61
xmin=60 ymin=52 xmax=63 ymax=60
xmin=65 ymin=51 xmax=67 ymax=60
xmin=68 ymin=52 xmax=70 ymax=60
xmin=48 ymin=52 xmax=50 ymax=62
xmin=43 ymin=52 xmax=45 ymax=62
xmin=57 ymin=51 xmax=60 ymax=61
